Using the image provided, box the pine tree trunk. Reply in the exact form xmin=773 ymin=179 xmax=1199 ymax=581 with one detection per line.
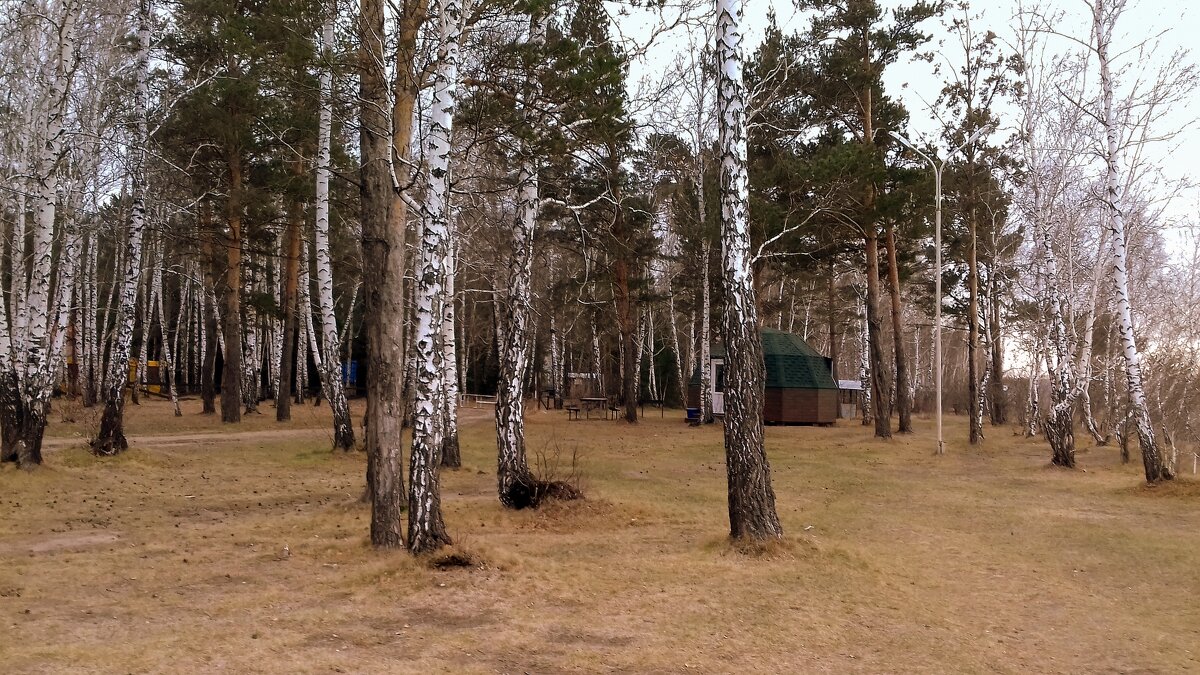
xmin=987 ymin=267 xmax=1006 ymax=425
xmin=1093 ymin=1 xmax=1172 ymax=482
xmin=967 ymin=211 xmax=982 ymax=445
xmin=864 ymin=233 xmax=890 ymax=438
xmin=612 ymin=168 xmax=638 ymax=424
xmin=200 ymin=219 xmax=219 ymax=415
xmin=220 ymin=152 xmax=244 ymax=424
xmin=360 ymin=0 xmax=414 ymax=548
xmin=884 ymin=222 xmax=911 ymax=433
xmin=716 ymin=0 xmax=782 ymax=541
xmin=277 ymin=165 xmax=303 ymax=422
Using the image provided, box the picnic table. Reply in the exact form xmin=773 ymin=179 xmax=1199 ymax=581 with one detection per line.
xmin=579 ymin=397 xmax=608 ymax=419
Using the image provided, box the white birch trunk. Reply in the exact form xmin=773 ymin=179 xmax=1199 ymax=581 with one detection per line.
xmin=13 ymin=0 xmax=82 ymax=466
xmin=313 ymin=7 xmax=354 ymax=448
xmin=592 ymin=311 xmax=604 ymax=397
xmin=1093 ymin=0 xmax=1171 ymax=481
xmin=494 ymin=9 xmax=544 ymax=509
xmin=859 ymin=300 xmax=872 ymax=424
xmin=716 ymin=0 xmax=782 ymax=539
xmin=241 ymin=260 xmax=260 ymax=412
xmin=441 ymin=235 xmax=461 ymax=467
xmin=408 ymin=0 xmax=464 ymax=553
xmin=668 ymin=291 xmax=686 ymax=405
xmin=153 ymin=237 xmax=182 ymax=416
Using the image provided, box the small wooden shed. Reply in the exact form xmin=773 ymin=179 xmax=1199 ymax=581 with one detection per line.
xmin=837 ymin=380 xmax=863 ymax=419
xmin=689 ymin=329 xmax=839 ymax=425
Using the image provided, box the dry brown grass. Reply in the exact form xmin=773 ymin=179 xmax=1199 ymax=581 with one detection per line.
xmin=2 ymin=400 xmax=1199 ymax=673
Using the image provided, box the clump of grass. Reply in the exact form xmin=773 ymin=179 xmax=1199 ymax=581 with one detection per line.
xmin=1128 ymin=475 xmax=1200 ymax=498
xmin=715 ymin=534 xmax=818 ymax=561
xmin=529 ymin=439 xmax=585 ymax=505
xmin=425 ymin=545 xmax=486 ymax=571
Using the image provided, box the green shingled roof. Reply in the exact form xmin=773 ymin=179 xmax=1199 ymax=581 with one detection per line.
xmin=701 ymin=329 xmax=838 ymax=390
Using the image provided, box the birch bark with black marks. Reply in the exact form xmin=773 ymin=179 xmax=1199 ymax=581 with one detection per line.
xmin=1093 ymin=0 xmax=1172 ymax=482
xmin=314 ymin=6 xmax=355 ymax=450
xmin=716 ymin=0 xmax=782 ymax=541
xmin=441 ymin=235 xmax=461 ymax=468
xmin=699 ymin=239 xmax=713 ymax=423
xmin=494 ymin=9 xmax=543 ymax=509
xmin=153 ymin=237 xmax=182 ymax=416
xmin=407 ymin=0 xmax=463 ymax=554
xmin=859 ymin=297 xmax=872 ymax=426
xmin=241 ymin=257 xmax=260 ymax=413
xmin=94 ymin=0 xmax=151 ymax=453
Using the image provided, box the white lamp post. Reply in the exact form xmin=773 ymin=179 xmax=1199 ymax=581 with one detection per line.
xmin=890 ymin=127 xmax=990 ymax=456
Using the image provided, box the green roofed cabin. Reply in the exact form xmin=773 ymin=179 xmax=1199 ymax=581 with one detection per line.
xmin=688 ymin=329 xmax=839 ymax=425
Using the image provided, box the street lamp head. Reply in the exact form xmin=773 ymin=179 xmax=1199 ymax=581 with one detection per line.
xmin=952 ymin=124 xmax=995 ymax=158
xmin=889 ymin=130 xmax=913 ymax=148
xmin=965 ymin=124 xmax=992 ymax=146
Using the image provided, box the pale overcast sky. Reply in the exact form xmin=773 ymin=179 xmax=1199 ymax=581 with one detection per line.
xmin=624 ymin=0 xmax=1199 ymax=253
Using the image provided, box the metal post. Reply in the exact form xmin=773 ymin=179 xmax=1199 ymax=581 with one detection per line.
xmin=890 ymin=127 xmax=989 ymax=456
xmin=934 ymin=165 xmax=944 ymax=456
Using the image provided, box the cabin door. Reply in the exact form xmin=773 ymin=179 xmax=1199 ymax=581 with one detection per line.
xmin=711 ymin=360 xmax=725 ymax=415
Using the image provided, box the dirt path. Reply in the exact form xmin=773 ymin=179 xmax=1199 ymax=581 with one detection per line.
xmin=41 ymin=427 xmax=334 ymax=451
xmin=42 ymin=405 xmax=497 ymax=451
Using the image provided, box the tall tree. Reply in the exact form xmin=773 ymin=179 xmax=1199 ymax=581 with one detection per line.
xmin=312 ymin=3 xmax=355 ymax=451
xmin=407 ymin=0 xmax=465 ymax=554
xmin=361 ymin=0 xmax=417 ymax=548
xmin=94 ymin=0 xmax=152 ymax=455
xmin=937 ymin=6 xmax=1018 ymax=446
xmin=796 ymin=0 xmax=940 ymax=439
xmin=1091 ymin=0 xmax=1172 ymax=482
xmin=716 ymin=0 xmax=783 ymax=541
xmin=6 ymin=0 xmax=84 ymax=467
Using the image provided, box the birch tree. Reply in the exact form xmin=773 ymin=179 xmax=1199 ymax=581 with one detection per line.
xmin=94 ymin=0 xmax=152 ymax=455
xmin=6 ymin=0 xmax=83 ymax=467
xmin=493 ymin=7 xmax=547 ymax=510
xmin=313 ymin=4 xmax=355 ymax=451
xmin=715 ymin=0 xmax=782 ymax=541
xmin=1090 ymin=0 xmax=1181 ymax=482
xmin=407 ymin=0 xmax=465 ymax=555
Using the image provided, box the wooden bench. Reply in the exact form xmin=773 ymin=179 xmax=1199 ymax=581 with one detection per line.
xmin=565 ymin=405 xmax=581 ymax=421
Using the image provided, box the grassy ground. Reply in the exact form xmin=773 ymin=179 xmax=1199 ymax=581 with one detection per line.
xmin=2 ymin=399 xmax=1198 ymax=673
